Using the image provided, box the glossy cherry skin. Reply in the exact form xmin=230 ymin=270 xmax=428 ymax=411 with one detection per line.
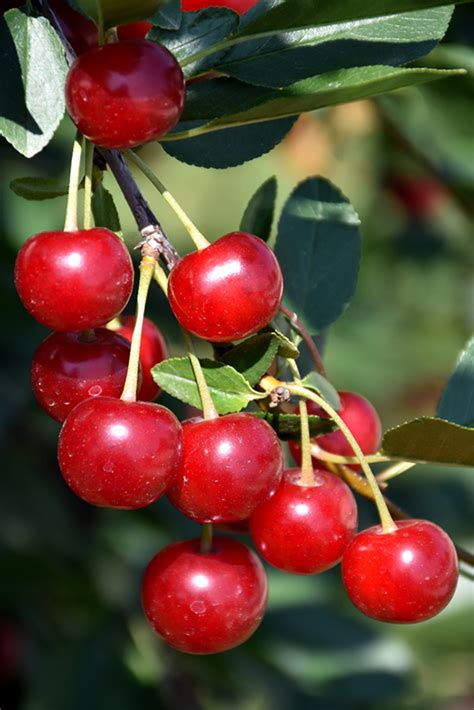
xmin=58 ymin=397 xmax=182 ymax=509
xmin=168 ymin=232 xmax=283 ymax=342
xmin=342 ymin=520 xmax=459 ymax=623
xmin=142 ymin=536 xmax=268 ymax=654
xmin=66 ymin=40 xmax=185 ymax=149
xmin=116 ymin=316 xmax=167 ymax=401
xmin=48 ymin=0 xmax=98 ymax=55
xmin=182 ymin=0 xmax=258 ymax=13
xmin=14 ymin=228 xmax=134 ymax=331
xmin=250 ymin=467 xmax=358 ymax=574
xmin=117 ymin=20 xmax=152 ymax=40
xmin=289 ymin=391 xmax=382 ymax=472
xmin=168 ymin=413 xmax=283 ymax=523
xmin=31 ymin=329 xmax=132 ymax=422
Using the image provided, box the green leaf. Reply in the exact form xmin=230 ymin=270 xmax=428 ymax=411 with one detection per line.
xmin=273 ymin=331 xmax=300 ymax=359
xmin=0 ymin=10 xmax=68 ymax=157
xmin=300 ymin=372 xmax=342 ymax=411
xmin=80 ymin=0 xmax=162 ymax=30
xmin=382 ymin=417 xmax=474 ymax=466
xmin=274 ymin=177 xmax=361 ymax=334
xmin=149 ymin=0 xmax=182 ymax=30
xmin=151 ymin=357 xmax=266 ymax=414
xmin=9 ymin=176 xmax=70 ymax=200
xmin=240 ymin=177 xmax=278 ymax=242
xmin=254 ymin=412 xmax=337 ymax=440
xmin=437 ymin=337 xmax=474 ymax=426
xmin=220 ymin=331 xmax=297 ymax=386
xmin=91 ymin=184 xmax=121 ymax=232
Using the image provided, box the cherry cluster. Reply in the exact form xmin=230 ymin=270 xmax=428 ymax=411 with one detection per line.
xmin=12 ymin=0 xmax=459 ymax=657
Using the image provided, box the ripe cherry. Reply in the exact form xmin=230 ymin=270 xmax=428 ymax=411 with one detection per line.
xmin=116 ymin=20 xmax=152 ymax=41
xmin=48 ymin=0 xmax=98 ymax=55
xmin=31 ymin=329 xmax=132 ymax=422
xmin=168 ymin=232 xmax=283 ymax=342
xmin=65 ymin=40 xmax=185 ymax=149
xmin=289 ymin=391 xmax=382 ymax=471
xmin=250 ymin=468 xmax=358 ymax=574
xmin=15 ymin=228 xmax=134 ymax=331
xmin=142 ymin=536 xmax=267 ymax=654
xmin=342 ymin=520 xmax=458 ymax=623
xmin=58 ymin=397 xmax=182 ymax=508
xmin=168 ymin=413 xmax=283 ymax=523
xmin=116 ymin=316 xmax=167 ymax=401
xmin=182 ymin=0 xmax=258 ymax=14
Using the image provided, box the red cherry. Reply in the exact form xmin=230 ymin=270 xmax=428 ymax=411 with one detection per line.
xmin=182 ymin=0 xmax=258 ymax=14
xmin=168 ymin=232 xmax=283 ymax=342
xmin=31 ymin=329 xmax=132 ymax=422
xmin=15 ymin=228 xmax=134 ymax=331
xmin=289 ymin=391 xmax=382 ymax=471
xmin=58 ymin=397 xmax=182 ymax=508
xmin=65 ymin=40 xmax=185 ymax=149
xmin=116 ymin=316 xmax=167 ymax=401
xmin=117 ymin=20 xmax=153 ymax=41
xmin=250 ymin=467 xmax=358 ymax=574
xmin=168 ymin=413 xmax=283 ymax=523
xmin=142 ymin=536 xmax=267 ymax=654
xmin=48 ymin=0 xmax=98 ymax=55
xmin=342 ymin=520 xmax=458 ymax=623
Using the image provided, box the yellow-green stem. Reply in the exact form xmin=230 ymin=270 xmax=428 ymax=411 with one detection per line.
xmin=200 ymin=523 xmax=213 ymax=554
xmin=120 ymin=256 xmax=156 ymax=402
xmin=182 ymin=329 xmax=219 ymax=420
xmin=287 ymin=359 xmax=314 ymax=485
xmin=64 ymin=133 xmax=83 ymax=232
xmin=83 ymin=138 xmax=94 ymax=230
xmin=289 ymin=384 xmax=397 ymax=533
xmin=124 ymin=149 xmax=210 ymax=250
xmin=153 ymin=262 xmax=169 ymax=296
xmin=377 ymin=461 xmax=417 ymax=484
xmin=310 ymin=444 xmax=392 ymax=465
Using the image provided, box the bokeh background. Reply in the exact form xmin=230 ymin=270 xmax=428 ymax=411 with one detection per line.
xmin=1 ymin=4 xmax=473 ymax=708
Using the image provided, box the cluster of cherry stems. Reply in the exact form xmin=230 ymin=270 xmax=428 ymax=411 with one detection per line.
xmin=12 ymin=0 xmax=459 ymax=655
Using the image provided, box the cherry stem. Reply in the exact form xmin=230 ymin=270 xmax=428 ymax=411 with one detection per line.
xmin=287 ymin=359 xmax=314 ymax=485
xmin=124 ymin=149 xmax=210 ymax=251
xmin=63 ymin=133 xmax=82 ymax=232
xmin=200 ymin=523 xmax=213 ymax=554
xmin=120 ymin=256 xmax=156 ymax=403
xmin=280 ymin=305 xmax=327 ymax=377
xmin=153 ymin=262 xmax=169 ymax=296
xmin=83 ymin=137 xmax=94 ymax=231
xmin=182 ymin=329 xmax=219 ymax=420
xmin=377 ymin=461 xmax=417 ymax=483
xmin=310 ymin=444 xmax=392 ymax=465
xmin=289 ymin=384 xmax=397 ymax=533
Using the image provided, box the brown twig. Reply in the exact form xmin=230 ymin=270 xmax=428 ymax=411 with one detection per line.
xmin=280 ymin=305 xmax=327 ymax=377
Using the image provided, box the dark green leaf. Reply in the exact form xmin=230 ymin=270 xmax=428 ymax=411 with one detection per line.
xmin=301 ymin=372 xmax=342 ymax=411
xmin=254 ymin=412 xmax=337 ymax=440
xmin=437 ymin=337 xmax=474 ymax=426
xmin=10 ymin=175 xmax=70 ymax=200
xmin=0 ymin=10 xmax=68 ymax=157
xmin=382 ymin=417 xmax=474 ymax=466
xmin=220 ymin=331 xmax=297 ymax=386
xmin=240 ymin=177 xmax=278 ymax=242
xmin=151 ymin=357 xmax=266 ymax=414
xmin=91 ymin=184 xmax=122 ymax=232
xmin=149 ymin=0 xmax=182 ymax=30
xmin=162 ymin=117 xmax=295 ymax=169
xmin=80 ymin=0 xmax=161 ymax=29
xmin=275 ymin=177 xmax=361 ymax=333
xmin=273 ymin=330 xmax=300 ymax=358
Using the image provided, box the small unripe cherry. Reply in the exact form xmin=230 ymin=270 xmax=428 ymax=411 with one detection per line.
xmin=142 ymin=536 xmax=268 ymax=654
xmin=250 ymin=468 xmax=358 ymax=574
xmin=168 ymin=413 xmax=283 ymax=523
xmin=31 ymin=328 xmax=132 ymax=422
xmin=116 ymin=316 xmax=167 ymax=401
xmin=289 ymin=391 xmax=382 ymax=471
xmin=168 ymin=232 xmax=283 ymax=342
xmin=14 ymin=228 xmax=134 ymax=331
xmin=58 ymin=396 xmax=182 ymax=509
xmin=342 ymin=520 xmax=459 ymax=623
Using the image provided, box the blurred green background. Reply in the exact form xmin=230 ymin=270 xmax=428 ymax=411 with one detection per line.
xmin=1 ymin=5 xmax=473 ymax=708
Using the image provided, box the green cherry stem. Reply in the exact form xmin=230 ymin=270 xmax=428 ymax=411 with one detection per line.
xmin=310 ymin=444 xmax=392 ymax=465
xmin=200 ymin=523 xmax=213 ymax=554
xmin=377 ymin=461 xmax=417 ymax=483
xmin=83 ymin=137 xmax=94 ymax=231
xmin=287 ymin=359 xmax=314 ymax=486
xmin=124 ymin=149 xmax=210 ymax=251
xmin=120 ymin=255 xmax=156 ymax=403
xmin=289 ymin=384 xmax=397 ymax=533
xmin=64 ymin=132 xmax=83 ymax=232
